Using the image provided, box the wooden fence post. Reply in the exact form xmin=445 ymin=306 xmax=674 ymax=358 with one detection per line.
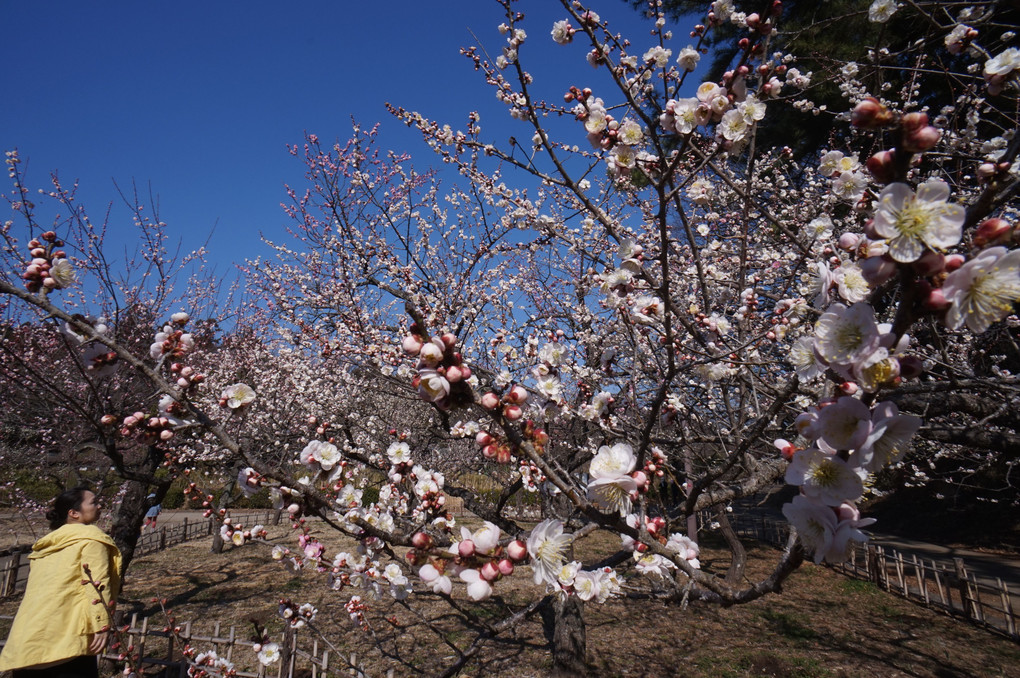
xmin=0 ymin=549 xmax=21 ymax=597
xmin=280 ymin=625 xmax=297 ymax=678
xmin=954 ymin=558 xmax=972 ymax=620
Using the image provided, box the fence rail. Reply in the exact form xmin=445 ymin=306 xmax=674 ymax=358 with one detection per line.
xmin=706 ymin=510 xmax=1020 ymax=642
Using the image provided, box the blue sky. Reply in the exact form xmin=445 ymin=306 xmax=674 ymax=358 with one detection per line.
xmin=1 ymin=1 xmax=666 ymax=274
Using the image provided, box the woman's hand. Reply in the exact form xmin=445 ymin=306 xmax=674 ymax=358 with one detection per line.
xmin=88 ymin=630 xmax=111 ymax=654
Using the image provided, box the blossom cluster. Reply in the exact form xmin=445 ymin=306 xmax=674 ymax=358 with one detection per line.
xmin=20 ymin=230 xmax=75 ymax=293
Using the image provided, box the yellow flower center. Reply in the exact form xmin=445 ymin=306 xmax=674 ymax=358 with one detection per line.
xmin=809 ymin=459 xmax=841 ymax=487
xmin=894 ymin=200 xmax=933 ymax=238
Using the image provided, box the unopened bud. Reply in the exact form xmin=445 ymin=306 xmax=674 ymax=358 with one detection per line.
xmin=480 ymin=561 xmax=500 ymax=582
xmin=903 ymin=126 xmax=941 ymax=153
xmin=973 ymin=218 xmax=1011 ymax=247
xmin=507 ymin=385 xmax=528 ymax=404
xmin=851 ymin=97 xmax=893 ymax=128
xmin=837 ymin=232 xmax=862 ymax=251
xmin=866 ymin=150 xmax=896 ymax=183
xmin=507 ymin=540 xmax=528 ymax=561
xmin=900 ymin=111 xmax=929 ymax=133
xmin=859 ymin=255 xmax=897 ymax=286
xmin=924 ymin=288 xmax=951 ymax=311
xmin=944 ymin=254 xmax=966 ymax=272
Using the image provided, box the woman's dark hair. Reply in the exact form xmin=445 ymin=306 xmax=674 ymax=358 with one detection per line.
xmin=45 ymin=486 xmax=90 ymax=530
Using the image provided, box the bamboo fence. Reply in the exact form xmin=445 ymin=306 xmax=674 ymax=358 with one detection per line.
xmin=0 ymin=612 xmax=381 ymax=678
xmin=705 ymin=510 xmax=1020 ymax=642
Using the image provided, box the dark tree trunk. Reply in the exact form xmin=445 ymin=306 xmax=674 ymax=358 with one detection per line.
xmin=542 ymin=595 xmax=588 ymax=677
xmin=109 ymin=446 xmax=169 ymax=577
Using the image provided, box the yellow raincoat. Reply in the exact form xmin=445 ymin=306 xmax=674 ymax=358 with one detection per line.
xmin=0 ymin=523 xmax=122 ymax=671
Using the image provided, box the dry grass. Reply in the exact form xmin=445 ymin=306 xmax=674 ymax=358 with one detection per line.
xmin=3 ymin=515 xmax=1020 ymax=677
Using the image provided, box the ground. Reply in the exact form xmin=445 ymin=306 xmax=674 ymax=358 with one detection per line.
xmin=3 ymin=513 xmax=1018 ymax=677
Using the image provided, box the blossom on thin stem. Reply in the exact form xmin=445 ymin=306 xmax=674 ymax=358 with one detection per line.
xmin=871 ymin=180 xmax=964 ymax=263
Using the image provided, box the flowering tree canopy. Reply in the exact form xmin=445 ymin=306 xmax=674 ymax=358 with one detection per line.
xmin=3 ymin=0 xmax=1020 ymax=673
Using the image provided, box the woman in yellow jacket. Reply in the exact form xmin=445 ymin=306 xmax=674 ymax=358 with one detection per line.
xmin=0 ymin=487 xmax=122 ymax=678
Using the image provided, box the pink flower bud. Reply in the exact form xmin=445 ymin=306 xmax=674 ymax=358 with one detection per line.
xmin=445 ymin=365 xmax=463 ymax=383
xmin=507 ymin=385 xmax=528 ymax=404
xmin=944 ymin=254 xmax=965 ymax=272
xmin=900 ymin=111 xmax=929 ymax=133
xmin=507 ymin=540 xmax=528 ymax=561
xmin=476 ymin=431 xmax=493 ymax=446
xmin=401 ymin=335 xmax=423 ymax=355
xmin=851 ymin=97 xmax=893 ymax=128
xmin=976 ymin=163 xmax=997 ymax=180
xmin=973 ymin=218 xmax=1012 ymax=247
xmin=496 ymin=446 xmax=512 ymax=464
xmin=503 ymin=404 xmax=523 ymax=421
xmin=460 ymin=366 xmax=472 ymax=379
xmin=177 ymin=377 xmax=190 ymax=388
xmin=160 ymin=430 xmax=174 ymax=441
xmin=904 ymin=126 xmax=941 ymax=153
xmin=632 ymin=470 xmax=648 ymax=490
xmin=840 ymin=382 xmax=859 ymax=395
xmin=924 ymin=288 xmax=951 ymax=311
xmin=498 ymin=558 xmax=515 ymax=576
xmin=411 ymin=532 xmax=432 ymax=550
xmin=480 ymin=392 xmax=500 ymax=410
xmin=419 ymin=342 xmax=443 ymax=366
xmin=866 ymin=150 xmax=896 ymax=183
xmin=458 ymin=540 xmax=476 ymax=558
xmin=859 ymin=255 xmax=897 ymax=286
xmin=441 ymin=332 xmax=457 ymax=348
xmin=480 ymin=561 xmax=500 ymax=582
xmin=837 ymin=233 xmax=861 ymax=251
xmin=180 ymin=366 xmax=194 ymax=377
xmin=482 ymin=444 xmax=498 ymax=459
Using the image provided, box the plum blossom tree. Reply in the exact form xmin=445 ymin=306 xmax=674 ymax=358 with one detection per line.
xmin=0 ymin=160 xmax=234 ymax=570
xmin=3 ymin=0 xmax=1020 ymax=674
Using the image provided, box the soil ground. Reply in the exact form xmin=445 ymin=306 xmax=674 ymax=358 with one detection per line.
xmin=3 ymin=513 xmax=1019 ymax=677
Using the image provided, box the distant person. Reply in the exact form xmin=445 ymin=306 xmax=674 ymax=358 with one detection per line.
xmin=142 ymin=494 xmax=162 ymax=532
xmin=0 ymin=487 xmax=122 ymax=678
